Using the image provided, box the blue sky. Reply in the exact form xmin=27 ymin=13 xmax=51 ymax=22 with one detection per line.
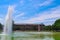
xmin=0 ymin=0 xmax=60 ymax=25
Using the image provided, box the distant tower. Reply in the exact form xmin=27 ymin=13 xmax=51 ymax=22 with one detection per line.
xmin=38 ymin=24 xmax=40 ymax=32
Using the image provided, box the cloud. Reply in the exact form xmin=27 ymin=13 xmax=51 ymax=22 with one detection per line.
xmin=0 ymin=18 xmax=2 ymax=21
xmin=20 ymin=0 xmax=24 ymax=4
xmin=39 ymin=0 xmax=54 ymax=6
xmin=19 ymin=0 xmax=25 ymax=6
xmin=17 ymin=6 xmax=60 ymax=25
xmin=27 ymin=6 xmax=60 ymax=22
xmin=15 ymin=12 xmax=25 ymax=19
xmin=34 ymin=0 xmax=54 ymax=8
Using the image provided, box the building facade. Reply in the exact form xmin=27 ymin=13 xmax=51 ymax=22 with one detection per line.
xmin=13 ymin=24 xmax=45 ymax=31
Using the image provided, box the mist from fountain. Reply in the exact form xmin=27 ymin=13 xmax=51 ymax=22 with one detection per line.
xmin=1 ymin=6 xmax=14 ymax=40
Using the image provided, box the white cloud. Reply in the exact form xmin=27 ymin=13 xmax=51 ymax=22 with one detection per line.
xmin=15 ymin=12 xmax=25 ymax=19
xmin=34 ymin=0 xmax=54 ymax=8
xmin=17 ymin=6 xmax=60 ymax=25
xmin=19 ymin=0 xmax=24 ymax=6
xmin=20 ymin=0 xmax=24 ymax=4
xmin=39 ymin=0 xmax=54 ymax=6
xmin=0 ymin=18 xmax=2 ymax=21
xmin=26 ymin=6 xmax=60 ymax=23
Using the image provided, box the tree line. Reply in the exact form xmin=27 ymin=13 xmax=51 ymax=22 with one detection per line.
xmin=42 ymin=19 xmax=60 ymax=31
xmin=0 ymin=19 xmax=60 ymax=31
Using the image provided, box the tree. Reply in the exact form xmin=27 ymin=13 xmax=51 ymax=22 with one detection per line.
xmin=52 ymin=19 xmax=60 ymax=30
xmin=0 ymin=23 xmax=3 ymax=30
xmin=43 ymin=25 xmax=52 ymax=31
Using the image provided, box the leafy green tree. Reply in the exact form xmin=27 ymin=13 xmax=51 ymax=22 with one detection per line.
xmin=52 ymin=19 xmax=60 ymax=30
xmin=43 ymin=25 xmax=52 ymax=31
xmin=54 ymin=19 xmax=60 ymax=27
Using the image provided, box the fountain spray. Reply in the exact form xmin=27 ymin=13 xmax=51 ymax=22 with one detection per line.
xmin=1 ymin=6 xmax=14 ymax=40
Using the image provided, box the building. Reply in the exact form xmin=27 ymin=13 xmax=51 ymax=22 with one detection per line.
xmin=13 ymin=24 xmax=45 ymax=31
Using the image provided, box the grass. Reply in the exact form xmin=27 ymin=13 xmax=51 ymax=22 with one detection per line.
xmin=52 ymin=32 xmax=60 ymax=40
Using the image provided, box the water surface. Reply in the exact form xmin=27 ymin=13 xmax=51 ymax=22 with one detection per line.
xmin=0 ymin=32 xmax=55 ymax=40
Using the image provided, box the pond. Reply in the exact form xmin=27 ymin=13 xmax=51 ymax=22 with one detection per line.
xmin=13 ymin=31 xmax=54 ymax=40
xmin=0 ymin=31 xmax=60 ymax=40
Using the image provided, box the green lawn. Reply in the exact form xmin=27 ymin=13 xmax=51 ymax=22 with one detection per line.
xmin=53 ymin=32 xmax=60 ymax=40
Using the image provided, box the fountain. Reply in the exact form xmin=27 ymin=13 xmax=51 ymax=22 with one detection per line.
xmin=0 ymin=5 xmax=55 ymax=40
xmin=1 ymin=6 xmax=14 ymax=40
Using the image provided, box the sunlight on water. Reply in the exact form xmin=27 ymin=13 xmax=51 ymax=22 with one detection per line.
xmin=0 ymin=32 xmax=55 ymax=40
xmin=10 ymin=32 xmax=55 ymax=40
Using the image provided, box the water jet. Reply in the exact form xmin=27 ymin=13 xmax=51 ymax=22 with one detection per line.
xmin=1 ymin=6 xmax=14 ymax=40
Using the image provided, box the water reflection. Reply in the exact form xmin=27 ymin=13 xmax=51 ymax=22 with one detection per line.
xmin=0 ymin=32 xmax=55 ymax=40
xmin=13 ymin=32 xmax=55 ymax=40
